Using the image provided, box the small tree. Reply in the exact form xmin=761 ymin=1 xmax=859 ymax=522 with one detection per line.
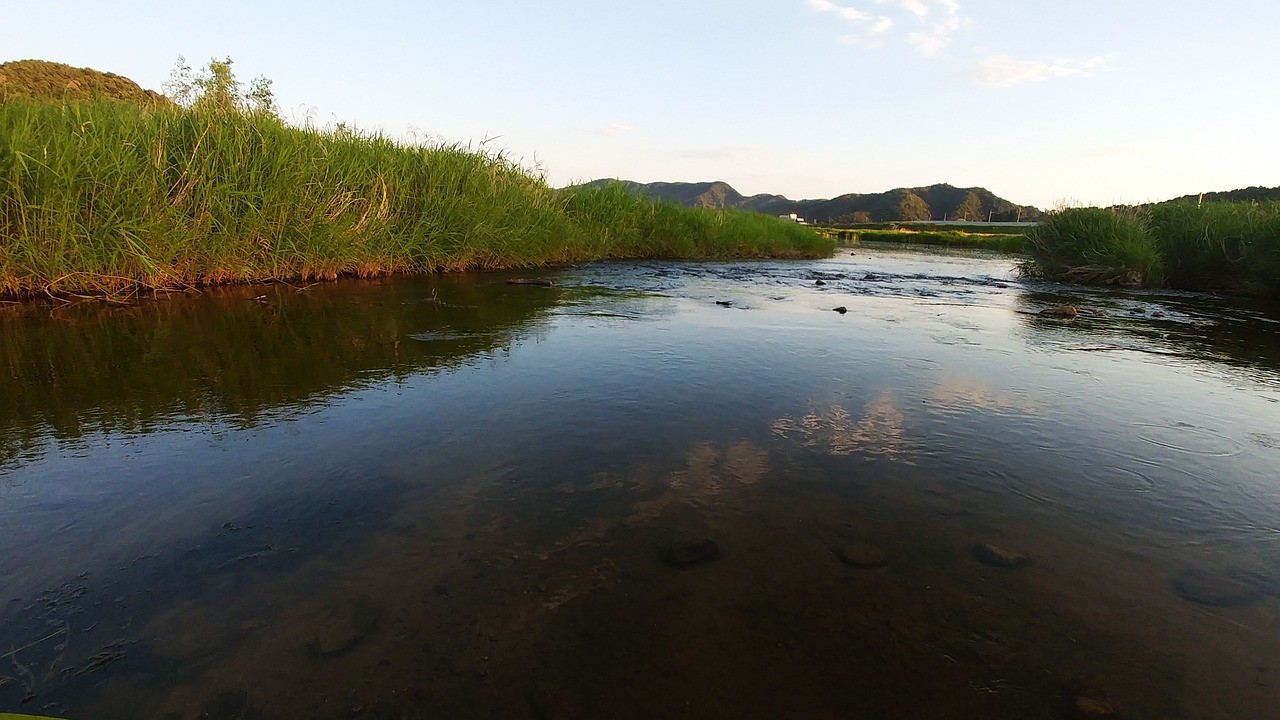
xmin=164 ymin=55 xmax=277 ymax=115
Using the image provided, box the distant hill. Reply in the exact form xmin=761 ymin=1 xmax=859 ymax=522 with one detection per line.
xmin=1160 ymin=186 xmax=1280 ymax=205
xmin=582 ymin=180 xmax=1041 ymax=223
xmin=0 ymin=59 xmax=169 ymax=106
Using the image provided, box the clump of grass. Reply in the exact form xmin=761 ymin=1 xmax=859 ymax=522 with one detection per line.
xmin=1149 ymin=201 xmax=1280 ymax=297
xmin=1021 ymin=207 xmax=1164 ymax=287
xmin=0 ymin=99 xmax=833 ymax=300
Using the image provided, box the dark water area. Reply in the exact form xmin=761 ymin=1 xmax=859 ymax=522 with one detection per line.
xmin=2 ymin=248 xmax=1279 ymax=719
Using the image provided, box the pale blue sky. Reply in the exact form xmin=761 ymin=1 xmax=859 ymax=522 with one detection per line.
xmin=6 ymin=1 xmax=1277 ymax=208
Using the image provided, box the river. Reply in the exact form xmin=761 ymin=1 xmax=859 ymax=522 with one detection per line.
xmin=2 ymin=247 xmax=1278 ymax=719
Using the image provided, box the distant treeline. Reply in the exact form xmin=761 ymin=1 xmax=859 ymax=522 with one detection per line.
xmin=587 ymin=179 xmax=1042 ymax=224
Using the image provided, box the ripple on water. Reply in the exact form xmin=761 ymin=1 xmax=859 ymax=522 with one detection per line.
xmin=1081 ymin=465 xmax=1159 ymax=494
xmin=1131 ymin=421 xmax=1244 ymax=458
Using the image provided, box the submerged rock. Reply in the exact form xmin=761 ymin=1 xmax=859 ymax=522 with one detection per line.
xmin=664 ymin=539 xmax=721 ymax=568
xmin=833 ymin=306 xmax=848 ymax=314
xmin=1063 ymin=681 xmax=1120 ymax=718
xmin=529 ymin=682 xmax=577 ymax=720
xmin=973 ymin=542 xmax=1031 ymax=569
xmin=1039 ymin=305 xmax=1078 ymax=319
xmin=833 ymin=542 xmax=887 ymax=569
xmin=306 ymin=595 xmax=382 ymax=659
xmin=1171 ymin=568 xmax=1266 ymax=608
xmin=507 ymin=278 xmax=555 ymax=287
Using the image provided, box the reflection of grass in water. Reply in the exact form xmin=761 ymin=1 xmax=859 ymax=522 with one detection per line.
xmin=0 ymin=279 xmax=558 ymax=464
xmin=1012 ymin=288 xmax=1280 ymax=378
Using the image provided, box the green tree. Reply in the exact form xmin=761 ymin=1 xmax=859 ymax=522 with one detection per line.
xmin=831 ymin=211 xmax=873 ymax=225
xmin=952 ymin=191 xmax=983 ymax=221
xmin=163 ymin=55 xmax=276 ymax=115
xmin=896 ymin=192 xmax=931 ymax=221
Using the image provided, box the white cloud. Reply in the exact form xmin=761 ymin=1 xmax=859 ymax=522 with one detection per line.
xmin=869 ymin=16 xmax=895 ymax=33
xmin=970 ymin=54 xmax=1114 ymax=87
xmin=905 ymin=0 xmax=966 ymax=56
xmin=877 ymin=0 xmax=929 ymax=18
xmin=808 ymin=0 xmax=968 ymax=56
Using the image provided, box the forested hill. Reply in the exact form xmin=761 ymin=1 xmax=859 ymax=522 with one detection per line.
xmin=581 ymin=180 xmax=1042 ymax=223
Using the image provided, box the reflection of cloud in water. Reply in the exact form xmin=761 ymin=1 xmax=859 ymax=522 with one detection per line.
xmin=628 ymin=440 xmax=769 ymax=523
xmin=772 ymin=391 xmax=909 ymax=460
xmin=926 ymin=374 xmax=1037 ymax=416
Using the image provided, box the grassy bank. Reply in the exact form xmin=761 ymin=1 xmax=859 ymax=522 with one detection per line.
xmin=820 ymin=227 xmax=1027 ymax=253
xmin=1022 ymin=203 xmax=1280 ymax=298
xmin=0 ymin=99 xmax=832 ymax=300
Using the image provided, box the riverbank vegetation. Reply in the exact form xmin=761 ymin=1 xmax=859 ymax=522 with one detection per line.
xmin=1022 ymin=203 xmax=1280 ymax=299
xmin=0 ymin=60 xmax=832 ymax=301
xmin=819 ymin=225 xmax=1028 ymax=253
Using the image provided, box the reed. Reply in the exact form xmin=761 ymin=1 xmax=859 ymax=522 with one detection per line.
xmin=1021 ymin=207 xmax=1164 ymax=287
xmin=1022 ymin=203 xmax=1280 ymax=298
xmin=0 ymin=99 xmax=833 ymax=300
xmin=1148 ymin=201 xmax=1280 ymax=298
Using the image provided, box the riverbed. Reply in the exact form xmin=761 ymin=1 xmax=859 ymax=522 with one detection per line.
xmin=2 ymin=247 xmax=1278 ymax=719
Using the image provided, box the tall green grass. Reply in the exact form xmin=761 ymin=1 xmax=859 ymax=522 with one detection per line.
xmin=1023 ymin=203 xmax=1280 ymax=298
xmin=0 ymin=99 xmax=832 ymax=299
xmin=1148 ymin=202 xmax=1280 ymax=297
xmin=1021 ymin=207 xmax=1164 ymax=287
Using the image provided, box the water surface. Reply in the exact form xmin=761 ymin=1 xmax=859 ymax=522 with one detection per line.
xmin=2 ymin=248 xmax=1279 ymax=719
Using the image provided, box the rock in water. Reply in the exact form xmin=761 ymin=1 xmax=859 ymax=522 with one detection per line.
xmin=1171 ymin=568 xmax=1264 ymax=608
xmin=834 ymin=542 xmax=887 ymax=569
xmin=507 ymin=278 xmax=554 ymax=286
xmin=1063 ymin=681 xmax=1120 ymax=718
xmin=973 ymin=542 xmax=1031 ymax=569
xmin=833 ymin=306 xmax=848 ymax=314
xmin=715 ymin=300 xmax=733 ymax=307
xmin=1039 ymin=305 xmax=1078 ymax=319
xmin=815 ymin=279 xmax=826 ymax=286
xmin=664 ymin=539 xmax=721 ymax=568
xmin=306 ymin=595 xmax=382 ymax=659
xmin=529 ymin=682 xmax=577 ymax=720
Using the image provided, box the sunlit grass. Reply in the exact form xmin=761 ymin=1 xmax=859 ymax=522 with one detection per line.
xmin=0 ymin=99 xmax=833 ymax=299
xmin=1021 ymin=207 xmax=1164 ymax=287
xmin=1022 ymin=203 xmax=1280 ymax=298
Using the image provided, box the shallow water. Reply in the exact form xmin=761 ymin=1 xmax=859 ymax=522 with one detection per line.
xmin=2 ymin=247 xmax=1279 ymax=719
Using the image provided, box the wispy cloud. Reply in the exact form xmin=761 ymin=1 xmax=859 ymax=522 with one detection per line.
xmin=906 ymin=0 xmax=966 ymax=56
xmin=970 ymin=54 xmax=1114 ymax=87
xmin=579 ymin=122 xmax=636 ymax=137
xmin=877 ymin=0 xmax=929 ymax=19
xmin=807 ymin=1 xmax=1115 ymax=87
xmin=808 ymin=0 xmax=966 ymax=54
xmin=808 ymin=0 xmax=897 ymax=43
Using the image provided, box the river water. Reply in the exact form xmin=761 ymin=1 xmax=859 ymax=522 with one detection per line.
xmin=2 ymin=247 xmax=1278 ymax=719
